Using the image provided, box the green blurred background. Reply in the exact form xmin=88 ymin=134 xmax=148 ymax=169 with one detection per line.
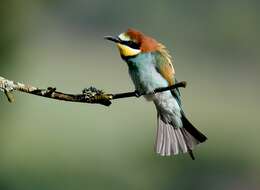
xmin=0 ymin=0 xmax=259 ymax=189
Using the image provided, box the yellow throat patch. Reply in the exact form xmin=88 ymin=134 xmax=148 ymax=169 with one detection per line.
xmin=116 ymin=43 xmax=141 ymax=57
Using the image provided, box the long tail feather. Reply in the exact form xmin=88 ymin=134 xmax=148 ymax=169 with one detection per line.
xmin=155 ymin=113 xmax=207 ymax=159
xmin=181 ymin=114 xmax=207 ymax=143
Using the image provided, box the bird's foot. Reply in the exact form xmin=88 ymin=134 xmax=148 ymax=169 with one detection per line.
xmin=146 ymin=90 xmax=156 ymax=96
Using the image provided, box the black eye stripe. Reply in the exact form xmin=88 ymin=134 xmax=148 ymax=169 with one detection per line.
xmin=121 ymin=41 xmax=140 ymax=49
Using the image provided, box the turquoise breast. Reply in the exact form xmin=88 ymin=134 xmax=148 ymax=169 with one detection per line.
xmin=126 ymin=53 xmax=168 ymax=94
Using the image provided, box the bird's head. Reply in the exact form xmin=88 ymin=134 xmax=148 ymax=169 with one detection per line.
xmin=105 ymin=28 xmax=160 ymax=58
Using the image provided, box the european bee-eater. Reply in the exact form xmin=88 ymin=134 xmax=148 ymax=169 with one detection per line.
xmin=105 ymin=28 xmax=207 ymax=159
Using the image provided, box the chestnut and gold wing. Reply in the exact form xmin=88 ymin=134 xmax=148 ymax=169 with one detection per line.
xmin=154 ymin=47 xmax=182 ymax=106
xmin=153 ymin=46 xmax=175 ymax=86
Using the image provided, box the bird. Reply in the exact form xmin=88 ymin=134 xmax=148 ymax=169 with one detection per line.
xmin=105 ymin=28 xmax=207 ymax=159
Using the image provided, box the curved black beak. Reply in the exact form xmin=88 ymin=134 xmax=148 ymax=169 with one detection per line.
xmin=104 ymin=36 xmax=121 ymax=43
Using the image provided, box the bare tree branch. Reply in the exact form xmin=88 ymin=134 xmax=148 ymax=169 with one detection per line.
xmin=0 ymin=76 xmax=186 ymax=106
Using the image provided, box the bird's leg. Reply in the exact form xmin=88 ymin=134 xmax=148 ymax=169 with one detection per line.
xmin=145 ymin=89 xmax=156 ymax=96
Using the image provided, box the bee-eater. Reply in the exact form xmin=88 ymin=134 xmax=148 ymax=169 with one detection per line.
xmin=105 ymin=28 xmax=207 ymax=159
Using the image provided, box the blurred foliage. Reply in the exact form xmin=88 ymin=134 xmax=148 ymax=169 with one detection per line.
xmin=0 ymin=0 xmax=259 ymax=190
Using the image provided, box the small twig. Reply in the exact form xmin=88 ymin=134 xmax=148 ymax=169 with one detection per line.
xmin=0 ymin=76 xmax=186 ymax=107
